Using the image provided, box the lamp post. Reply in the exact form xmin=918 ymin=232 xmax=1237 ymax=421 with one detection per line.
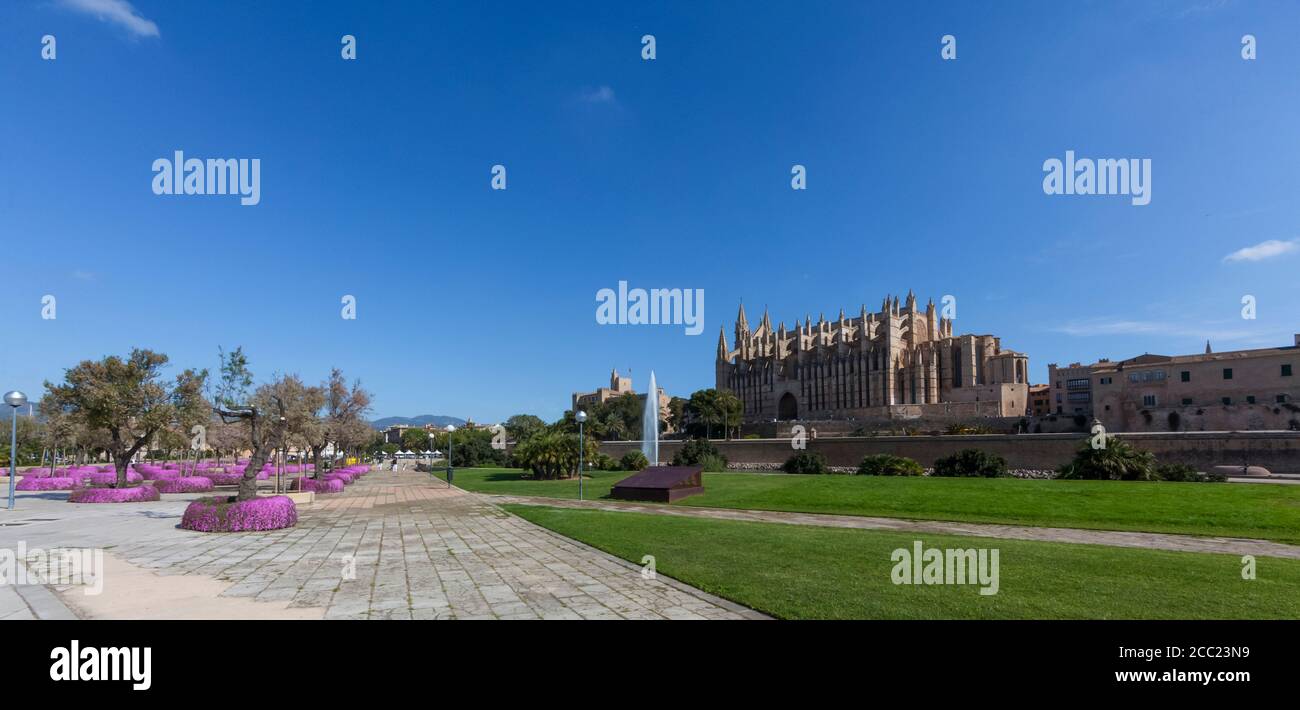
xmin=575 ymin=410 xmax=587 ymax=501
xmin=5 ymin=391 xmax=28 ymax=510
xmin=428 ymin=432 xmax=435 ymax=473
xmin=445 ymin=425 xmax=455 ymax=489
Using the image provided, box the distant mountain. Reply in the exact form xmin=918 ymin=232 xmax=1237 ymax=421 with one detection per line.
xmin=370 ymin=415 xmax=468 ymax=430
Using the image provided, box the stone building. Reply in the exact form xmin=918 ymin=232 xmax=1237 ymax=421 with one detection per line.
xmin=1028 ymin=384 xmax=1051 ymax=417
xmin=1048 ymin=335 xmax=1300 ymax=431
xmin=716 ymin=293 xmax=1029 ymax=422
xmin=572 ymin=369 xmax=672 ymax=427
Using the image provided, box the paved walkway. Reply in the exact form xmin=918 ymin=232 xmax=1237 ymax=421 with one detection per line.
xmin=486 ymin=495 xmax=1300 ymax=560
xmin=0 ymin=469 xmax=764 ymax=620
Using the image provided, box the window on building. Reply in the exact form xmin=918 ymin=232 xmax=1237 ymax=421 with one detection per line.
xmin=1180 ymin=371 xmax=1190 ymax=382
xmin=1142 ymin=394 xmax=1157 ymax=407
xmin=1278 ymin=394 xmax=1289 ymax=404
xmin=1223 ymin=368 xmax=1233 ymax=380
xmin=1181 ymin=398 xmax=1193 ymax=405
xmin=1128 ymin=373 xmax=1140 ymax=383
xmin=1222 ymin=397 xmax=1232 ymax=405
xmin=1247 ymin=395 xmax=1256 ymax=404
xmin=1284 ymin=364 xmax=1293 ymax=377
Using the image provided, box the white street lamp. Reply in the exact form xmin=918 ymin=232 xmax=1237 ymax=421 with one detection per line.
xmin=445 ymin=425 xmax=456 ymax=489
xmin=5 ymin=391 xmax=29 ymax=510
xmin=575 ymin=410 xmax=588 ymax=501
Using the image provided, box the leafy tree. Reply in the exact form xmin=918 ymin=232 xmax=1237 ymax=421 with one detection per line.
xmin=317 ymin=369 xmax=371 ymax=472
xmin=504 ymin=414 xmax=546 ymax=443
xmin=671 ymin=437 xmax=728 ymax=471
xmin=0 ymin=415 xmax=43 ymax=467
xmin=44 ymin=349 xmax=207 ymax=487
xmin=666 ymin=396 xmax=687 ymax=434
xmin=683 ymin=389 xmax=743 ymax=439
xmin=211 ymin=347 xmax=304 ymax=501
xmin=401 ymin=427 xmax=432 ymax=453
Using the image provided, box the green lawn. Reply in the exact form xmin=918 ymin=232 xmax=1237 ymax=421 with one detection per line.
xmin=505 ymin=504 xmax=1300 ymax=620
xmin=440 ymin=467 xmax=1300 ymax=543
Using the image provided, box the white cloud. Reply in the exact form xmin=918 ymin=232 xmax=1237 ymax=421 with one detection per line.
xmin=579 ymin=85 xmax=616 ymax=104
xmin=60 ymin=0 xmax=160 ymax=38
xmin=1222 ymin=239 xmax=1299 ymax=263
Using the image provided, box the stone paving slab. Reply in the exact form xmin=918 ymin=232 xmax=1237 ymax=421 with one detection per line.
xmin=0 ymin=469 xmax=765 ymax=620
xmin=484 ymin=494 xmax=1300 ymax=560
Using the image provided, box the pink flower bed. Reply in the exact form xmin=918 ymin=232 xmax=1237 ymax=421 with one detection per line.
xmin=325 ymin=472 xmax=354 ymax=484
xmin=16 ymin=477 xmax=82 ymax=491
xmin=290 ymin=477 xmax=343 ymax=494
xmin=180 ymin=495 xmax=298 ymax=532
xmin=154 ymin=476 xmax=214 ymax=493
xmin=88 ymin=470 xmax=143 ymax=485
xmin=139 ymin=468 xmax=181 ymax=481
xmin=68 ymin=486 xmax=161 ymax=504
xmin=204 ymin=472 xmax=244 ymax=485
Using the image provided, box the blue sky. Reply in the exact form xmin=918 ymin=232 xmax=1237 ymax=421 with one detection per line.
xmin=2 ymin=0 xmax=1298 ymax=423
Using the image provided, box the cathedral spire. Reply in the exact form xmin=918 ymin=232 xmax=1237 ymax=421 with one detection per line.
xmin=716 ymin=327 xmax=730 ymax=362
xmin=1205 ymin=340 xmax=1213 ymax=354
xmin=736 ymin=302 xmax=749 ymax=332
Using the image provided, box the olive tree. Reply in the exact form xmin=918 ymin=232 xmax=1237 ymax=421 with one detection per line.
xmin=44 ymin=349 xmax=207 ymax=487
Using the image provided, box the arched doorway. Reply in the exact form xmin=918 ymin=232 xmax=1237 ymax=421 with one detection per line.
xmin=778 ymin=392 xmax=798 ymax=421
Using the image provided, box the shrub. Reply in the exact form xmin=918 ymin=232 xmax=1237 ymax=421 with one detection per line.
xmin=672 ymin=438 xmax=726 ymax=468
xmin=782 ymin=451 xmax=829 ymax=474
xmin=68 ymin=486 xmax=161 ymax=504
xmin=696 ymin=454 xmax=729 ymax=473
xmin=154 ymin=476 xmax=215 ymax=493
xmin=16 ymin=476 xmax=82 ymax=491
xmin=180 ymin=495 xmax=298 ymax=532
xmin=1056 ymin=440 xmax=1156 ymax=481
xmin=1155 ymin=463 xmax=1224 ymax=483
xmin=932 ymin=449 xmax=1008 ymax=478
xmin=591 ymin=453 xmax=618 ymax=471
xmin=619 ymin=451 xmax=650 ymax=472
xmin=856 ymin=454 xmax=923 ymax=476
